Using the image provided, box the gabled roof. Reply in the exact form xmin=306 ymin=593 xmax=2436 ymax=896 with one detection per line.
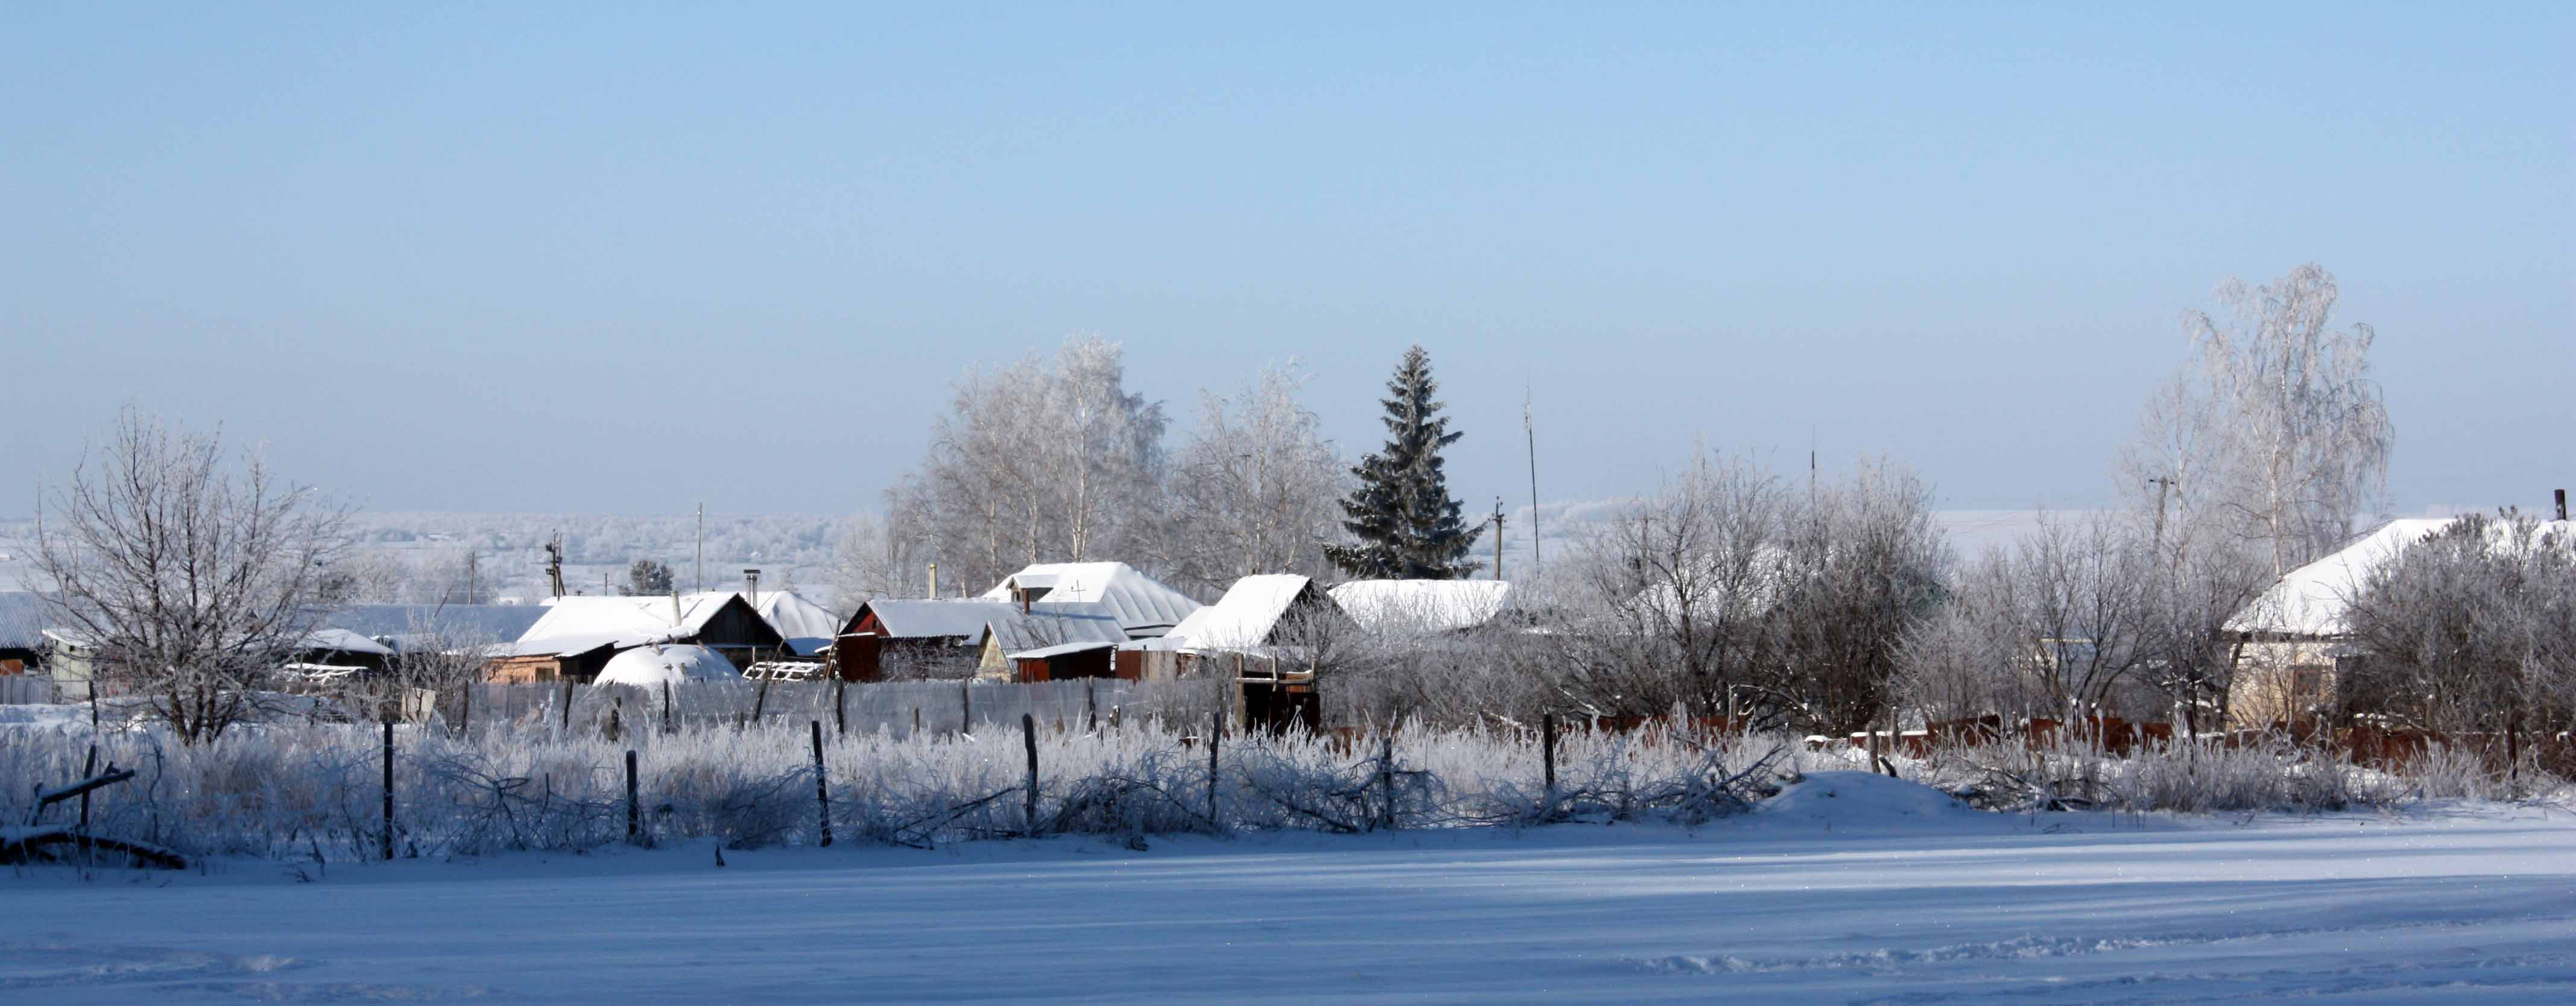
xmin=1163 ymin=575 xmax=1334 ymax=652
xmin=2227 ymin=517 xmax=2576 ymax=637
xmin=324 ymin=604 xmax=549 ymax=642
xmin=1329 ymin=580 xmax=1514 ymax=634
xmin=499 ymin=631 xmax=659 ymax=659
xmin=850 ymin=599 xmax=1026 ymax=641
xmin=690 ymin=590 xmax=838 ymax=655
xmin=519 ymin=592 xmax=780 ymax=647
xmin=0 ymin=592 xmax=50 ymax=650
xmin=982 ymin=607 xmax=1131 ymax=654
xmin=300 ymin=628 xmax=395 ymax=657
xmin=980 ymin=562 xmax=1201 ymax=636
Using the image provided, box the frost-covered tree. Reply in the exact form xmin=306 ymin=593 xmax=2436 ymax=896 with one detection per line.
xmin=31 ymin=410 xmax=350 ymax=744
xmin=1553 ymin=449 xmax=1786 ymax=718
xmin=819 ymin=513 xmax=918 ymax=616
xmin=891 ymin=336 xmax=1167 ymax=590
xmin=2129 ymin=264 xmax=2393 ymax=578
xmin=1327 ymin=346 xmax=1480 ymax=580
xmin=2342 ymin=512 xmax=2576 ymax=737
xmin=1155 ymin=364 xmax=1349 ymax=594
xmin=1760 ymin=458 xmax=1949 ymax=733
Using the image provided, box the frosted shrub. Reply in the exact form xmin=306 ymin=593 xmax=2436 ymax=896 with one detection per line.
xmin=2 ymin=714 xmax=2563 ymax=866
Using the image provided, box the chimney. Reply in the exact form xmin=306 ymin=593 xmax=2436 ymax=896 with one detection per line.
xmin=1021 ymin=586 xmax=1031 ymax=615
xmin=927 ymin=563 xmax=938 ymax=600
xmin=2557 ymin=489 xmax=2568 ymax=522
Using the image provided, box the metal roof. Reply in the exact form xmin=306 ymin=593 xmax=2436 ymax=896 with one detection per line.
xmin=980 ymin=563 xmax=1201 ymax=636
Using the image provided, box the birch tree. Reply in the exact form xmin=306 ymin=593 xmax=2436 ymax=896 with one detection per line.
xmin=1155 ymin=364 xmax=1348 ymax=594
xmin=2136 ymin=264 xmax=2393 ymax=577
xmin=891 ymin=337 xmax=1166 ymax=592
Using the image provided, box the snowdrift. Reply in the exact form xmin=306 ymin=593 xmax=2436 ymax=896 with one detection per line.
xmin=1756 ymin=771 xmax=2014 ymax=835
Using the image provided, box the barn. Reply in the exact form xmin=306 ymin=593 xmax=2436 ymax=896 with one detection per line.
xmin=977 ymin=607 xmax=1130 ymax=680
xmin=1004 ymin=640 xmax=1120 ymax=683
xmin=1155 ymin=574 xmax=1350 ymax=733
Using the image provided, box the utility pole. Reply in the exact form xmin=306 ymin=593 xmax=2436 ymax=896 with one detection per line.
xmin=1524 ymin=390 xmax=1540 ymax=575
xmin=1490 ymin=497 xmax=1506 ymax=581
xmin=543 ymin=532 xmax=566 ymax=599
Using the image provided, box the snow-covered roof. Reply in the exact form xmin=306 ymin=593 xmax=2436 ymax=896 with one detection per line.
xmin=0 ymin=592 xmax=50 ymax=650
xmin=592 ymin=644 xmax=740 ymax=687
xmin=300 ymin=628 xmax=395 ymax=657
xmin=980 ymin=562 xmax=1201 ymax=637
xmin=983 ymin=607 xmax=1131 ymax=654
xmin=854 ymin=600 xmax=1028 ymax=641
xmin=1163 ymin=575 xmax=1332 ymax=652
xmin=1005 ymin=639 xmax=1121 ymax=661
xmin=324 ymin=604 xmax=548 ymax=642
xmin=518 ymin=592 xmax=781 ymax=647
xmin=1329 ymin=580 xmax=1513 ymax=634
xmin=499 ymin=632 xmax=660 ymax=659
xmin=2226 ymin=517 xmax=2576 ymax=637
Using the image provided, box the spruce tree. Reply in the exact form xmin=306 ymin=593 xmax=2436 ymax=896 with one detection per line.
xmin=1327 ymin=346 xmax=1481 ymax=579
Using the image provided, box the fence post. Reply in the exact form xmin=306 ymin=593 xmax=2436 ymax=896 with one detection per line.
xmin=609 ymin=696 xmax=622 ymax=742
xmin=625 ymin=748 xmax=639 ymax=843
xmin=662 ymin=682 xmax=674 ymax=734
xmin=380 ymin=720 xmax=396 ymax=861
xmin=78 ymin=744 xmax=96 ymax=862
xmin=835 ymin=679 xmax=848 ymax=737
xmin=961 ymin=682 xmax=972 ymax=735
xmin=559 ymin=677 xmax=574 ymax=733
xmin=1021 ymin=713 xmax=1038 ymax=837
xmin=812 ymin=720 xmax=834 ymax=847
xmin=1541 ymin=713 xmax=1557 ymax=808
xmin=1378 ymin=732 xmax=1396 ymax=831
xmin=751 ymin=677 xmax=772 ymax=726
xmin=1086 ymin=679 xmax=1097 ymax=733
xmin=1207 ymin=710 xmax=1222 ymax=830
xmin=456 ymin=681 xmax=471 ymax=739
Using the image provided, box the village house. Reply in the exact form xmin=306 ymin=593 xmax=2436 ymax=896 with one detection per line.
xmin=514 ymin=592 xmax=788 ymax=674
xmin=1154 ymin=574 xmax=1351 ymax=731
xmin=2222 ymin=515 xmax=2576 ymax=729
xmin=978 ymin=562 xmax=1202 ymax=639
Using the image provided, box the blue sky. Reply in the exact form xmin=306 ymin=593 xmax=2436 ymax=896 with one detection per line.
xmin=4 ymin=4 xmax=2568 ymax=517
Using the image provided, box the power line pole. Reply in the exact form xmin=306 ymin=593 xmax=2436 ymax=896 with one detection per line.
xmin=1490 ymin=497 xmax=1506 ymax=581
xmin=1524 ymin=388 xmax=1540 ymax=575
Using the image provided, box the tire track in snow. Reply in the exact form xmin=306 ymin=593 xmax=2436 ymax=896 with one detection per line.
xmin=1628 ymin=911 xmax=2576 ymax=976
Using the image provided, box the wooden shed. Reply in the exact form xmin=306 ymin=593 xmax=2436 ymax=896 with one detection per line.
xmin=1005 ymin=640 xmax=1120 ymax=683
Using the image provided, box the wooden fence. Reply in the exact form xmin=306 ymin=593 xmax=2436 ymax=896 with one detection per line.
xmin=0 ymin=676 xmax=57 ymax=705
xmin=443 ymin=677 xmax=1233 ymax=739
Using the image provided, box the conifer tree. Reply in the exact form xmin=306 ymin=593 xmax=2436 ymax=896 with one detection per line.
xmin=1327 ymin=346 xmax=1481 ymax=579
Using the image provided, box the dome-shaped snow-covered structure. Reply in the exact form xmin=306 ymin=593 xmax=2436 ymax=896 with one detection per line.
xmin=592 ymin=644 xmax=739 ymax=687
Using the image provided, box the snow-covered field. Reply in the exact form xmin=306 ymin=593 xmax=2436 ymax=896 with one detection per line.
xmin=7 ymin=773 xmax=2571 ymax=1004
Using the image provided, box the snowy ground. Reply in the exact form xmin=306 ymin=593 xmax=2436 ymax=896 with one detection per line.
xmin=5 ymin=774 xmax=2572 ymax=1004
